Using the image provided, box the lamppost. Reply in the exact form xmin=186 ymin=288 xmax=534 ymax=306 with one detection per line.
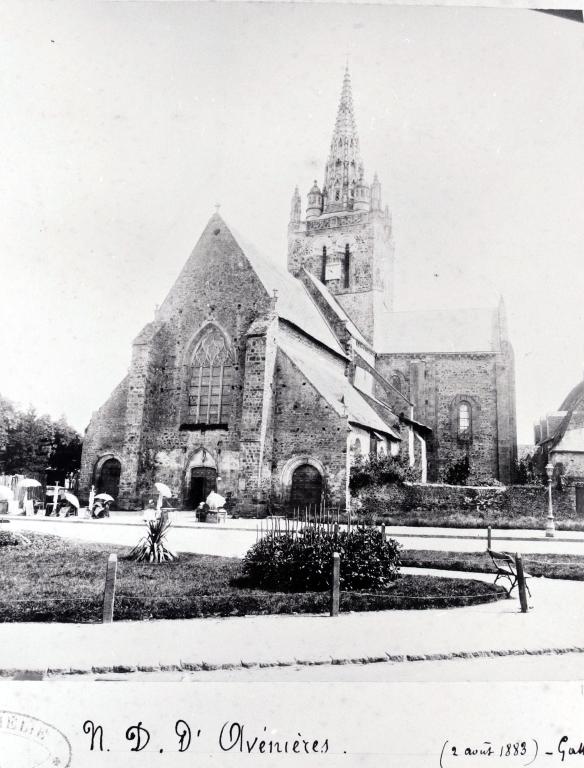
xmin=545 ymin=462 xmax=555 ymax=538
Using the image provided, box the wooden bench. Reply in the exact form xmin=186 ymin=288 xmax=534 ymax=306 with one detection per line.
xmin=488 ymin=549 xmax=531 ymax=597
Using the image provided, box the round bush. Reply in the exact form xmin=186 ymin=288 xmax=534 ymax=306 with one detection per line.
xmin=242 ymin=527 xmax=400 ymax=592
xmin=0 ymin=529 xmax=23 ymax=547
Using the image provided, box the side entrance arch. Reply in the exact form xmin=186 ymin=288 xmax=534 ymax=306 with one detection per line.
xmin=95 ymin=457 xmax=122 ymax=499
xmin=290 ymin=463 xmax=323 ymax=507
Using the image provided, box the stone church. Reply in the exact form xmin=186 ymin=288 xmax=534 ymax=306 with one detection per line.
xmin=80 ymin=67 xmax=517 ymax=511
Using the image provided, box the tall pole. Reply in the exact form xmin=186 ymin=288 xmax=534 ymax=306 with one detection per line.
xmin=545 ymin=462 xmax=555 ymax=538
xmin=53 ymin=481 xmax=59 ymax=516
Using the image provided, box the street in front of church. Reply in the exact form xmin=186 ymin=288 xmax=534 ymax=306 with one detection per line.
xmin=8 ymin=514 xmax=584 ymax=557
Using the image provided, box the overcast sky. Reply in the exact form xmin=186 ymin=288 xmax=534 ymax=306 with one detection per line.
xmin=0 ymin=2 xmax=582 ymax=444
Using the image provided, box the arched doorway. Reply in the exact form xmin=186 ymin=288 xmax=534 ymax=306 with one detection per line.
xmin=290 ymin=464 xmax=323 ymax=508
xmin=97 ymin=458 xmax=121 ymax=499
xmin=189 ymin=467 xmax=217 ymax=508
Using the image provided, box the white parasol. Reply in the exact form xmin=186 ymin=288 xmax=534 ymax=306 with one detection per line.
xmin=154 ymin=482 xmax=173 ymax=512
xmin=95 ymin=493 xmax=114 ymax=502
xmin=20 ymin=478 xmax=42 ymax=510
xmin=20 ymin=479 xmax=42 ymax=488
xmin=154 ymin=482 xmax=173 ymax=498
xmin=0 ymin=486 xmax=14 ymax=501
xmin=63 ymin=492 xmax=80 ymax=509
xmin=206 ymin=491 xmax=226 ymax=510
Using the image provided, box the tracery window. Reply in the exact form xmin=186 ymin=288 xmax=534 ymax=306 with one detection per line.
xmin=187 ymin=328 xmax=233 ymax=425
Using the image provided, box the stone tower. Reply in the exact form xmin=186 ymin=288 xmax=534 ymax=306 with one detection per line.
xmin=287 ymin=66 xmax=394 ymax=346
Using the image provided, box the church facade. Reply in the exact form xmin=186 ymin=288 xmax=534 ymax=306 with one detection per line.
xmin=80 ymin=67 xmax=517 ymax=511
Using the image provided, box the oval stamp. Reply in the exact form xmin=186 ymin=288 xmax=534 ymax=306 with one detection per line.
xmin=0 ymin=710 xmax=71 ymax=768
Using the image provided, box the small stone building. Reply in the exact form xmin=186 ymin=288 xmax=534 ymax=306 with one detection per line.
xmin=533 ymin=376 xmax=584 ymax=513
xmin=80 ymin=66 xmax=517 ymax=510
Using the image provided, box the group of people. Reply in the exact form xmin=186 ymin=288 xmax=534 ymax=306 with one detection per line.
xmin=90 ymin=499 xmax=111 ymax=518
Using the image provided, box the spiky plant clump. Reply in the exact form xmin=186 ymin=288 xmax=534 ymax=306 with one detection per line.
xmin=129 ymin=517 xmax=178 ymax=563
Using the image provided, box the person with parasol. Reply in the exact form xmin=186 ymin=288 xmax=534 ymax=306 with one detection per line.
xmin=92 ymin=493 xmax=114 ymax=518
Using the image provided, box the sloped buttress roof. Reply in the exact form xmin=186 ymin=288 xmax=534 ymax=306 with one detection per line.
xmin=279 ymin=329 xmax=400 ymax=440
xmin=228 ymin=221 xmax=345 ymax=357
xmin=301 ymin=267 xmax=371 ymax=348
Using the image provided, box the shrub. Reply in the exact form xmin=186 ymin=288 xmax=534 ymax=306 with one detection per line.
xmin=242 ymin=527 xmax=401 ymax=592
xmin=129 ymin=517 xmax=178 ymax=563
xmin=0 ymin=529 xmax=23 ymax=547
xmin=349 ymin=453 xmax=416 ymax=492
xmin=441 ymin=455 xmax=470 ymax=485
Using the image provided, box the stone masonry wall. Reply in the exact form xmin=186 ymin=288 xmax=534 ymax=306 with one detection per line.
xmin=377 ymin=353 xmax=501 ymax=482
xmin=272 ymin=344 xmax=349 ymax=509
xmin=287 ymin=210 xmax=393 ymax=344
xmin=238 ymin=315 xmax=278 ymax=512
xmin=356 ymin=482 xmax=577 ymax=520
xmin=81 ymin=214 xmax=274 ymax=509
xmin=79 ymin=377 xmax=129 ymax=502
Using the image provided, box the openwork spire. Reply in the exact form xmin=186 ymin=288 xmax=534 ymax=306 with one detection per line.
xmin=323 ymin=65 xmax=365 ymax=213
xmin=334 ymin=65 xmax=357 ymax=139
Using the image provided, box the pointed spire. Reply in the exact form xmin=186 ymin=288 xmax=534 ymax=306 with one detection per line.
xmin=323 ymin=65 xmax=366 ymax=213
xmin=333 ymin=64 xmax=357 ymax=140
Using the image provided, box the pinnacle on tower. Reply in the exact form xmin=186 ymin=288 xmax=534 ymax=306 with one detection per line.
xmin=289 ymin=186 xmax=301 ymax=225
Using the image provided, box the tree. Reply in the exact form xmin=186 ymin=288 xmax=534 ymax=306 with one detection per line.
xmin=49 ymin=417 xmax=83 ymax=477
xmin=0 ymin=398 xmax=82 ymax=479
xmin=514 ymin=456 xmax=536 ymax=485
xmin=0 ymin=395 xmax=17 ymax=458
xmin=441 ymin=455 xmax=471 ymax=486
xmin=349 ymin=452 xmax=417 ymax=493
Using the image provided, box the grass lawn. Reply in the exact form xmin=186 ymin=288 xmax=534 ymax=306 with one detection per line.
xmin=381 ymin=512 xmax=584 ymax=531
xmin=0 ymin=530 xmax=504 ymax=623
xmin=401 ymin=549 xmax=584 ymax=581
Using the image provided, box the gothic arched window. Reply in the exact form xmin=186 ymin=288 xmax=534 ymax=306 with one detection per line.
xmin=391 ymin=373 xmax=404 ymax=394
xmin=187 ymin=327 xmax=234 ymax=425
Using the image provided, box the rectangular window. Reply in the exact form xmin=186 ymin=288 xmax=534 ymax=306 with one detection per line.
xmin=458 ymin=403 xmax=471 ymax=436
xmin=344 ymin=243 xmax=350 ymax=288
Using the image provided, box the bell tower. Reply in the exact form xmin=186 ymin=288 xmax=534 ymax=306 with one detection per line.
xmin=287 ymin=66 xmax=394 ymax=348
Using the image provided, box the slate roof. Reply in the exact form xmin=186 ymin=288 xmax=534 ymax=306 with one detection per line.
xmin=229 ymin=223 xmax=345 ymax=357
xmin=279 ymin=330 xmax=401 ymax=440
xmin=378 ymin=307 xmax=500 ymax=354
xmin=559 ymin=381 xmax=584 ymax=412
xmin=301 ymin=267 xmax=371 ymax=348
xmin=539 ymin=382 xmax=584 ymax=453
xmin=554 ymin=426 xmax=584 ymax=453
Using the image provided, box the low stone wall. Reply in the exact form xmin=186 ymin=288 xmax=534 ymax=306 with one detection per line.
xmin=356 ymin=482 xmax=577 ymax=520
